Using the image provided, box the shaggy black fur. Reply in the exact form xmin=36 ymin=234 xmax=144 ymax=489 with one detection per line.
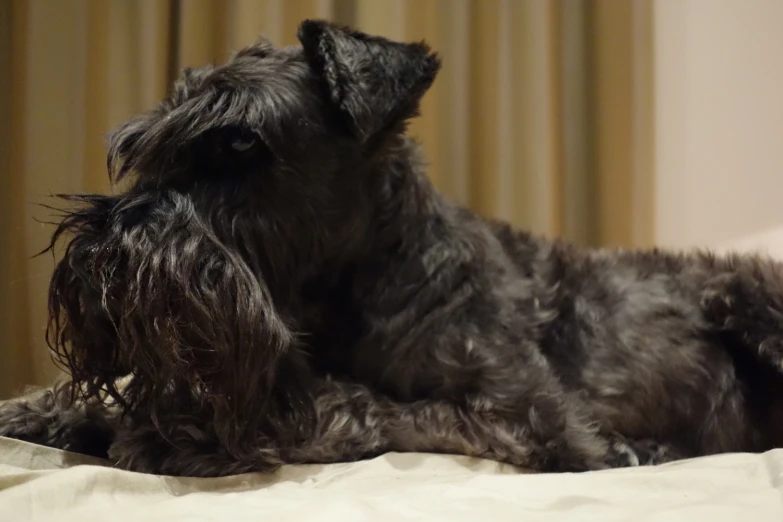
xmin=2 ymin=20 xmax=783 ymax=476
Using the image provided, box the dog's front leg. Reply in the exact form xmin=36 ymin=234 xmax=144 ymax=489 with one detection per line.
xmin=0 ymin=382 xmax=117 ymax=459
xmin=377 ymin=395 xmax=631 ymax=473
xmin=287 ymin=380 xmax=633 ymax=472
xmin=107 ymin=379 xmax=388 ymax=477
xmin=108 ymin=420 xmax=284 ymax=477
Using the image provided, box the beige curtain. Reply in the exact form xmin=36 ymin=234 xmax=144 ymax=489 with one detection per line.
xmin=0 ymin=0 xmax=653 ymax=397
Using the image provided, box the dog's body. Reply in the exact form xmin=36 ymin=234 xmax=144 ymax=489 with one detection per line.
xmin=2 ymin=20 xmax=783 ymax=477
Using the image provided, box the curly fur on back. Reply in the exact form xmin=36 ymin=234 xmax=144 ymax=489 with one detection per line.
xmin=2 ymin=20 xmax=783 ymax=477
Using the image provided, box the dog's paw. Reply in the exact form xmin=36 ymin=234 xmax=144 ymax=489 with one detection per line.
xmin=604 ymin=437 xmax=641 ymax=468
xmin=0 ymin=394 xmax=115 ymax=458
xmin=109 ymin=425 xmax=283 ymax=477
xmin=626 ymin=439 xmax=682 ymax=465
xmin=0 ymin=396 xmax=54 ymax=443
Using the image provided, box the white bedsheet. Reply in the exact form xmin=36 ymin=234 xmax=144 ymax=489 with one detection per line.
xmin=1 ymin=436 xmax=782 ymax=521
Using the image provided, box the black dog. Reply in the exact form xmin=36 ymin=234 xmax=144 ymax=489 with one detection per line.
xmin=2 ymin=20 xmax=783 ymax=477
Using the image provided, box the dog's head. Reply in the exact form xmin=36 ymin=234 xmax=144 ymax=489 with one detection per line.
xmin=45 ymin=21 xmax=440 ymax=450
xmin=107 ymin=20 xmax=440 ymax=288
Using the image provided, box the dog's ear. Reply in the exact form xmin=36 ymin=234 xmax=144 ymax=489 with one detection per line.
xmin=297 ymin=19 xmax=441 ymax=142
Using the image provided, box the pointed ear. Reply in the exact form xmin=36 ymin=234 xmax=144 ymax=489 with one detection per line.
xmin=297 ymin=20 xmax=441 ymax=142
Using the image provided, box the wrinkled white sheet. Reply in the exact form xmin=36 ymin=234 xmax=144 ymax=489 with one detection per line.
xmin=1 ymin=437 xmax=782 ymax=521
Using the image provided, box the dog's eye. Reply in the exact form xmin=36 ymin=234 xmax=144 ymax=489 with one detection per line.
xmin=230 ymin=137 xmax=257 ymax=152
xmin=220 ymin=128 xmax=262 ymax=156
xmin=202 ymin=127 xmax=271 ymax=171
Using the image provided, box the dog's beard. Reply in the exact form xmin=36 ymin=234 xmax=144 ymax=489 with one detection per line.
xmin=43 ymin=189 xmax=314 ymax=454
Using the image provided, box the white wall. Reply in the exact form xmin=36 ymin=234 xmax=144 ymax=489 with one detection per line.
xmin=653 ymin=0 xmax=783 ymax=249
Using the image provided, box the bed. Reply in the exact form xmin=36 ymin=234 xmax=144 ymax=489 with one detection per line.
xmin=1 ymin=437 xmax=782 ymax=521
xmin=3 ymin=228 xmax=783 ymax=521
